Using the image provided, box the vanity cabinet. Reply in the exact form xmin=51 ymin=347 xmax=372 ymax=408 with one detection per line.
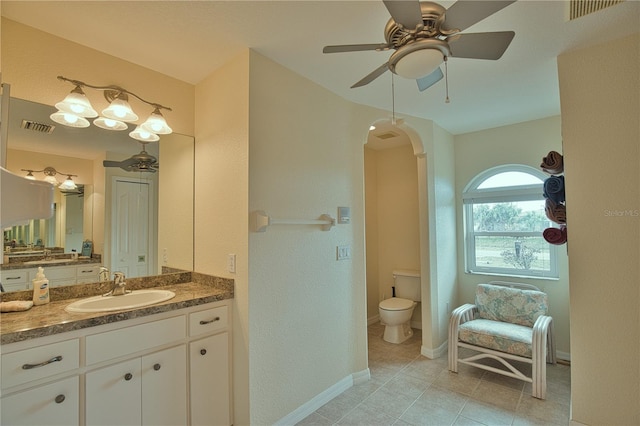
xmin=0 ymin=263 xmax=102 ymax=290
xmin=86 ymin=345 xmax=187 ymax=426
xmin=0 ymin=300 xmax=232 ymax=426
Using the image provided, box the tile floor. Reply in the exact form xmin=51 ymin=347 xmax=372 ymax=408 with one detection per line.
xmin=297 ymin=323 xmax=571 ymax=426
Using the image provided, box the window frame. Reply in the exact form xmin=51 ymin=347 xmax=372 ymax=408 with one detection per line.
xmin=463 ymin=164 xmax=558 ymax=279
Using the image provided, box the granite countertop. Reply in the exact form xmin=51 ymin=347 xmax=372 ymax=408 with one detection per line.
xmin=0 ymin=257 xmax=101 ymax=271
xmin=0 ymin=272 xmax=233 ymax=345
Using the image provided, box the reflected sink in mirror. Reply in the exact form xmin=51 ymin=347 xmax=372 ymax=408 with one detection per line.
xmin=23 ymin=259 xmax=77 ymax=265
xmin=65 ymin=289 xmax=175 ymax=313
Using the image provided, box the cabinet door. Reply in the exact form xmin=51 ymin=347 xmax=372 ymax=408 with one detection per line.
xmin=86 ymin=357 xmax=142 ymax=426
xmin=142 ymin=345 xmax=187 ymax=426
xmin=0 ymin=376 xmax=79 ymax=426
xmin=190 ymin=332 xmax=230 ymax=426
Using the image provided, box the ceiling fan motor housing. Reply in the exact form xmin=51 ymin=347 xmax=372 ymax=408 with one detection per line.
xmin=384 ymin=1 xmax=452 ymax=79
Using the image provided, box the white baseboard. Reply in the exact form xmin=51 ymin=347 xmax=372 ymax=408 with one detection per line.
xmin=274 ymin=368 xmax=370 ymax=425
xmin=557 ymin=350 xmax=571 ymax=361
xmin=421 ymin=340 xmax=448 ymax=359
xmin=367 ymin=315 xmax=380 ymax=325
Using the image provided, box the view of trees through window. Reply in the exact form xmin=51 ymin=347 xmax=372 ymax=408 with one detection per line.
xmin=472 ymin=201 xmax=551 ymax=272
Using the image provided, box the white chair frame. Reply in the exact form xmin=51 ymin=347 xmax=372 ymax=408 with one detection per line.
xmin=448 ymin=281 xmax=556 ymax=399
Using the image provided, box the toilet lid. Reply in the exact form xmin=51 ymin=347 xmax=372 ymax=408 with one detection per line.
xmin=379 ymin=297 xmax=414 ymax=311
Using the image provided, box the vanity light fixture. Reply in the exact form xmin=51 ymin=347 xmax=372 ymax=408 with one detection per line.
xmin=21 ymin=167 xmax=78 ymax=190
xmin=50 ymin=76 xmax=172 ymax=142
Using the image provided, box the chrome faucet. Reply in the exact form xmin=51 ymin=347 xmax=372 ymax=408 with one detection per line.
xmin=104 ymin=271 xmax=129 ymax=296
xmin=98 ymin=267 xmax=110 ymax=282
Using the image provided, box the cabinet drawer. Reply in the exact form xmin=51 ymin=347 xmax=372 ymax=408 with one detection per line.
xmin=189 ymin=305 xmax=228 ymax=337
xmin=1 ymin=376 xmax=79 ymax=425
xmin=0 ymin=269 xmax=29 ymax=284
xmin=32 ymin=266 xmax=75 ymax=280
xmin=76 ymin=264 xmax=101 ymax=281
xmin=1 ymin=339 xmax=80 ymax=389
xmin=86 ymin=315 xmax=186 ymax=365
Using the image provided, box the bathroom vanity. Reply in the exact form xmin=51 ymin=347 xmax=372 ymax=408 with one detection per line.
xmin=0 ymin=273 xmax=233 ymax=426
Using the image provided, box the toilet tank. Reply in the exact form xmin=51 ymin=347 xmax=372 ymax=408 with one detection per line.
xmin=393 ymin=270 xmax=421 ymax=301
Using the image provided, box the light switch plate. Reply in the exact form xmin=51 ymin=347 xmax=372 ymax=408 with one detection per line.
xmin=338 ymin=207 xmax=350 ymax=224
xmin=227 ymin=254 xmax=236 ymax=273
xmin=337 ymin=245 xmax=351 ymax=261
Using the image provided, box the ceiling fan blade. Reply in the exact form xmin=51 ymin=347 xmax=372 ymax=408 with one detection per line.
xmin=416 ymin=67 xmax=444 ymax=92
xmin=442 ymin=1 xmax=516 ymax=32
xmin=323 ymin=43 xmax=388 ymax=54
xmin=383 ymin=0 xmax=423 ymax=30
xmin=448 ymin=31 xmax=515 ymax=60
xmin=103 ymin=158 xmax=136 ymax=168
xmin=351 ymin=63 xmax=390 ymax=88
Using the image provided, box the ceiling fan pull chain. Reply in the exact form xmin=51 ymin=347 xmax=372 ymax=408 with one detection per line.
xmin=444 ymin=56 xmax=450 ymax=104
xmin=391 ymin=73 xmax=397 ymax=125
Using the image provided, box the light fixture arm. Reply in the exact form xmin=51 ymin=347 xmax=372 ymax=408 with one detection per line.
xmin=22 ymin=167 xmax=77 ymax=178
xmin=57 ymin=76 xmax=172 ymax=112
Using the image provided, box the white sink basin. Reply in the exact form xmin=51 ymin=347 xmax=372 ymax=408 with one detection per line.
xmin=65 ymin=289 xmax=176 ymax=313
xmin=23 ymin=259 xmax=75 ymax=265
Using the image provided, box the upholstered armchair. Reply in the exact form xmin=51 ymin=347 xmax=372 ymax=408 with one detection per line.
xmin=448 ymin=282 xmax=556 ymax=399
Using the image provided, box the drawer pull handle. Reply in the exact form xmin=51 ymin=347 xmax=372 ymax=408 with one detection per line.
xmin=81 ymin=270 xmax=93 ymax=273
xmin=199 ymin=317 xmax=221 ymax=325
xmin=6 ymin=276 xmax=21 ymax=280
xmin=124 ymin=373 xmax=133 ymax=381
xmin=153 ymin=363 xmax=161 ymax=371
xmin=200 ymin=349 xmax=207 ymax=356
xmin=22 ymin=355 xmax=63 ymax=370
xmin=55 ymin=394 xmax=65 ymax=404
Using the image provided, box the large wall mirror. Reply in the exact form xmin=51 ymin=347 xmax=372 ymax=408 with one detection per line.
xmin=2 ymin=95 xmax=194 ymax=284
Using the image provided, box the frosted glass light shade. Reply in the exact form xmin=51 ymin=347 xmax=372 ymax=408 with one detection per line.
xmin=130 ymin=125 xmax=160 ymax=142
xmin=102 ymin=98 xmax=138 ymax=122
xmin=43 ymin=175 xmax=59 ymax=186
xmin=55 ymin=86 xmax=98 ymax=118
xmin=59 ymin=176 xmax=78 ymax=191
xmin=140 ymin=108 xmax=172 ymax=135
xmin=394 ymin=49 xmax=443 ymax=79
xmin=50 ymin=111 xmax=91 ymax=128
xmin=94 ymin=116 xmax=128 ymax=131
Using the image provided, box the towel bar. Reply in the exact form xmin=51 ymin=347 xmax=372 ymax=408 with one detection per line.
xmin=251 ymin=210 xmax=335 ymax=232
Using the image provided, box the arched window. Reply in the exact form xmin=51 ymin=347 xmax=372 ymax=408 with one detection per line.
xmin=463 ymin=165 xmax=558 ymax=278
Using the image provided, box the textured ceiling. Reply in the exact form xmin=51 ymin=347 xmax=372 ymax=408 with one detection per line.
xmin=2 ymin=0 xmax=639 ymax=137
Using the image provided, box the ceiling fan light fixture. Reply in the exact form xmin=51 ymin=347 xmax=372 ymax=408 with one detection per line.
xmin=102 ymin=96 xmax=138 ymax=122
xmin=140 ymin=108 xmax=172 ymax=135
xmin=130 ymin=125 xmax=160 ymax=142
xmin=50 ymin=111 xmax=91 ymax=128
xmin=94 ymin=116 xmax=128 ymax=131
xmin=55 ymin=85 xmax=98 ymax=118
xmin=389 ymin=39 xmax=450 ymax=79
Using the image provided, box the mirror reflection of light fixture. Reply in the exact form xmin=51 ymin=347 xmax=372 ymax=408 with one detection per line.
xmin=130 ymin=125 xmax=160 ymax=142
xmin=21 ymin=166 xmax=78 ymax=190
xmin=50 ymin=76 xmax=172 ymax=141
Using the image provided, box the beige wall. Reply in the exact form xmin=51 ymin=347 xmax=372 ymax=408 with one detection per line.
xmin=364 ymin=144 xmax=420 ymax=323
xmin=246 ymin=50 xmax=371 ymax=424
xmin=558 ymin=33 xmax=639 ymax=424
xmin=194 ymin=50 xmax=250 ymax=425
xmin=454 ymin=116 xmax=570 ymax=357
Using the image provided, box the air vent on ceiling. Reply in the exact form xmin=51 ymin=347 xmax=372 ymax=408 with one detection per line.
xmin=569 ymin=0 xmax=624 ymax=20
xmin=20 ymin=119 xmax=55 ymax=134
xmin=375 ymin=131 xmax=399 ymax=140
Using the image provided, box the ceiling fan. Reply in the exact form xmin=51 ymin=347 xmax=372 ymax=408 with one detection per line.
xmin=323 ymin=0 xmax=516 ymax=92
xmin=102 ymin=142 xmax=159 ymax=173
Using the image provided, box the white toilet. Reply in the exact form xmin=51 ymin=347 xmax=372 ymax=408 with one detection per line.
xmin=378 ymin=270 xmax=421 ymax=344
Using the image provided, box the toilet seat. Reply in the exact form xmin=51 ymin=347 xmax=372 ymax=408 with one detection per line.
xmin=379 ymin=297 xmax=414 ymax=311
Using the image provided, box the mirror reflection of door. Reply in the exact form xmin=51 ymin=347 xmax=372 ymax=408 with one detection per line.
xmin=111 ymin=178 xmax=155 ymax=278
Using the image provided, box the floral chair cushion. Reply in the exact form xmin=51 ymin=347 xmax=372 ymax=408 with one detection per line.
xmin=458 ymin=319 xmax=533 ymax=357
xmin=475 ymin=284 xmax=548 ymax=327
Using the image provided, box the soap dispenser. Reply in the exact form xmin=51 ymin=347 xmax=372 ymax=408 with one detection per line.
xmin=32 ymin=266 xmax=50 ymax=305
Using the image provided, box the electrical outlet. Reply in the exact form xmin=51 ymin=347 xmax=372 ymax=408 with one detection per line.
xmin=163 ymin=248 xmax=168 ymax=264
xmin=227 ymin=254 xmax=236 ymax=273
xmin=337 ymin=245 xmax=351 ymax=261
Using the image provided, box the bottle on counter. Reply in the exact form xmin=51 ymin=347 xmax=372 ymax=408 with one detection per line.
xmin=32 ymin=266 xmax=50 ymax=305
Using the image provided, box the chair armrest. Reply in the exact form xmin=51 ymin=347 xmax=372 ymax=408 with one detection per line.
xmin=533 ymin=314 xmax=556 ymax=364
xmin=451 ymin=303 xmax=477 ymax=325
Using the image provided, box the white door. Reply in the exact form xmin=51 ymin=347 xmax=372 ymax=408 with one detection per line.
xmin=111 ymin=178 xmax=154 ymax=278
